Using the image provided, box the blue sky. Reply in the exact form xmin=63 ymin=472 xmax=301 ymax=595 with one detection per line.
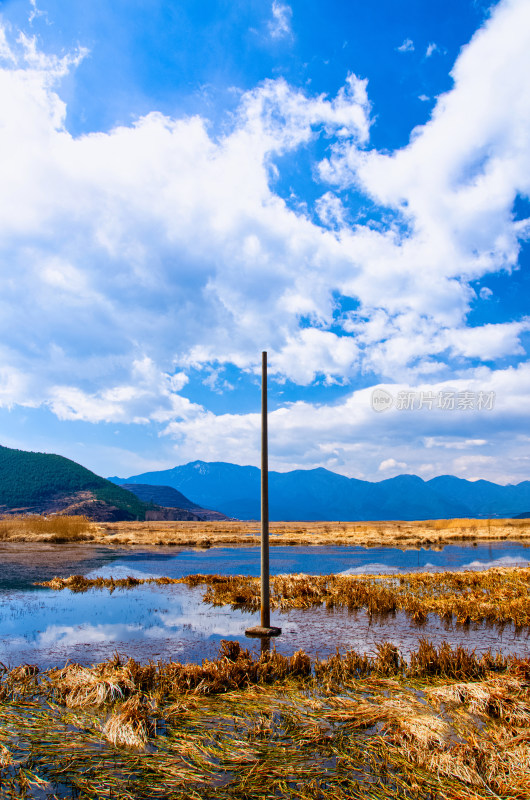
xmin=0 ymin=0 xmax=529 ymax=483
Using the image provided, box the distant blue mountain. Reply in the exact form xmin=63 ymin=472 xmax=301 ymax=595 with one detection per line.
xmin=108 ymin=461 xmax=530 ymax=521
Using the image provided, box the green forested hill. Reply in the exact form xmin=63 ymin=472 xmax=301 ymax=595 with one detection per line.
xmin=0 ymin=445 xmax=148 ymax=519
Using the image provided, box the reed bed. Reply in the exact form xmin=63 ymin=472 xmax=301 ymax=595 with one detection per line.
xmin=36 ymin=573 xmax=183 ymax=592
xmin=38 ymin=565 xmax=530 ymax=627
xmin=95 ymin=516 xmax=530 ymax=548
xmin=183 ymin=566 xmax=530 ymax=626
xmin=0 ymin=514 xmax=95 ymax=542
xmin=0 ymin=640 xmax=529 ymax=799
xmin=4 ymin=515 xmax=529 ymax=547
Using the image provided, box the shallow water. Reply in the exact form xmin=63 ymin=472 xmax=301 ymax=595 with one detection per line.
xmin=0 ymin=541 xmax=529 ymax=668
xmin=1 ymin=540 xmax=529 ymax=592
xmin=0 ymin=582 xmax=528 ymax=669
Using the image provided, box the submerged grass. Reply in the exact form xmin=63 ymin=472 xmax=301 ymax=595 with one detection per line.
xmin=0 ymin=640 xmax=529 ymax=799
xmin=38 ymin=565 xmax=530 ymax=626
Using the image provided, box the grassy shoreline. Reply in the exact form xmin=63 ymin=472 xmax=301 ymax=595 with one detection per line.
xmin=1 ymin=514 xmax=530 ymax=548
xmin=1 ymin=639 xmax=529 ymax=799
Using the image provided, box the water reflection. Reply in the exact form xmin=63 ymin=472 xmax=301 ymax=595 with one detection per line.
xmin=253 ymin=637 xmax=272 ymax=657
xmin=1 ymin=541 xmax=530 ymax=594
xmin=0 ymin=581 xmax=528 ymax=669
xmin=0 ymin=584 xmax=254 ymax=667
xmin=89 ymin=542 xmax=530 ymax=579
xmin=1 ymin=541 xmax=529 ymax=668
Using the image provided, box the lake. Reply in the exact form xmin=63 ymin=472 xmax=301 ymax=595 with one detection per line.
xmin=0 ymin=540 xmax=529 ymax=668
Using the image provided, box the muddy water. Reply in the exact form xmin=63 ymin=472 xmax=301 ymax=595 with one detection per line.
xmin=0 ymin=541 xmax=529 ymax=668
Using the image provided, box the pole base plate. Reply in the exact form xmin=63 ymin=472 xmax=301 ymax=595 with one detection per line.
xmin=245 ymin=626 xmax=282 ymax=637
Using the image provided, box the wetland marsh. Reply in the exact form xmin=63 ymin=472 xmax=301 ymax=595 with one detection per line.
xmin=1 ymin=521 xmax=530 ymax=798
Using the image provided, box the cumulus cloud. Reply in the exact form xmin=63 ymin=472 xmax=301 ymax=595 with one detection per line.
xmin=48 ymin=359 xmax=196 ymax=424
xmin=0 ymin=27 xmax=371 ymax=412
xmin=318 ymin=0 xmax=530 ymax=368
xmin=158 ymin=362 xmax=530 ymax=483
xmin=378 ymin=458 xmax=407 ymax=472
xmin=0 ymin=1 xmax=529 ymax=483
xmin=443 ymin=321 xmax=530 ymax=360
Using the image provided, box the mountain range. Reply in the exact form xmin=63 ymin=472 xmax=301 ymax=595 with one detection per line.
xmin=120 ymin=484 xmax=228 ymax=521
xmin=0 ymin=445 xmax=208 ymax=521
xmin=110 ymin=460 xmax=530 ymax=521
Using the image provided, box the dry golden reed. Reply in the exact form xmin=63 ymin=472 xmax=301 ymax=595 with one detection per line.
xmin=103 ymin=695 xmax=154 ymax=748
xmin=191 ymin=566 xmax=530 ymax=626
xmin=4 ymin=514 xmax=529 ymax=547
xmin=147 ymin=566 xmax=530 ymax=626
xmin=98 ymin=515 xmax=530 ymax=548
xmin=39 ymin=564 xmax=530 ymax=625
xmin=1 ymin=640 xmax=530 ymax=799
xmin=47 ymin=641 xmax=312 ymax=707
xmin=0 ymin=514 xmax=95 ymax=542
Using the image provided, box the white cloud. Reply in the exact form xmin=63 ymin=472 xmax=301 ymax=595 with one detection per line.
xmin=270 ymin=329 xmax=359 ymax=385
xmin=452 ymin=454 xmax=496 ymax=476
xmin=29 ymin=0 xmax=47 ymax=25
xmin=425 ymin=43 xmax=438 ymax=57
xmin=269 ymin=1 xmax=293 ymax=40
xmin=378 ymin=458 xmax=407 ymax=472
xmin=47 ymin=359 xmax=200 ymax=424
xmin=397 ymin=39 xmax=414 ymax=53
xmin=158 ymin=362 xmax=530 ymax=483
xmin=0 ymin=28 xmax=372 ymax=409
xmin=318 ymin=0 xmax=530 ymax=370
xmin=443 ymin=321 xmax=530 ymax=360
xmin=315 ymin=191 xmax=347 ymax=228
xmin=0 ymin=2 xmax=528 ymax=485
xmin=424 ymin=438 xmax=487 ymax=450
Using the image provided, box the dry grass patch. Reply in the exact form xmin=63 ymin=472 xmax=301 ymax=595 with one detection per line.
xmin=1 ymin=640 xmax=529 ymax=799
xmin=103 ymin=695 xmax=155 ymax=748
xmin=39 ymin=564 xmax=530 ymax=625
xmin=78 ymin=516 xmax=530 ymax=547
xmin=176 ymin=566 xmax=530 ymax=626
xmin=3 ymin=514 xmax=530 ymax=547
xmin=0 ymin=514 xmax=95 ymax=542
xmin=49 ymin=656 xmax=136 ymax=707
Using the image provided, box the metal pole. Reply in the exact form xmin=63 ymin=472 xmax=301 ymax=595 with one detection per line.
xmin=261 ymin=351 xmax=270 ymax=628
xmin=245 ymin=351 xmax=281 ymax=638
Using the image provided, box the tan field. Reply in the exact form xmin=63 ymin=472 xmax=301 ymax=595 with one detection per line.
xmin=1 ymin=513 xmax=530 ymax=548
